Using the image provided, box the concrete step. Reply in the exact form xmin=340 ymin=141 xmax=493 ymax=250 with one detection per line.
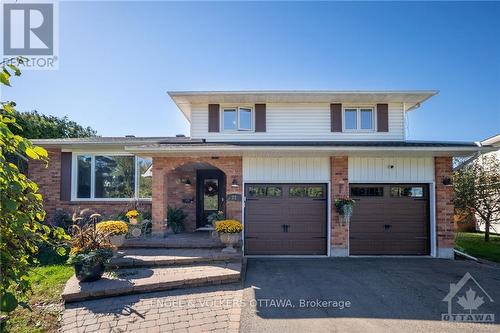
xmin=62 ymin=262 xmax=241 ymax=303
xmin=110 ymin=248 xmax=241 ymax=268
xmin=122 ymin=235 xmax=224 ymax=249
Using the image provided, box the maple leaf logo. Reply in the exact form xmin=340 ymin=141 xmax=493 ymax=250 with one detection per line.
xmin=457 ymin=288 xmax=484 ymax=313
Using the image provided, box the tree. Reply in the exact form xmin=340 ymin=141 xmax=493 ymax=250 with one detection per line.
xmin=454 ymin=155 xmax=500 ymax=242
xmin=0 ymin=57 xmax=68 ymax=314
xmin=12 ymin=110 xmax=96 ymax=139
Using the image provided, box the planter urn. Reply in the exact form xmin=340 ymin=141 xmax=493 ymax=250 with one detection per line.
xmin=74 ymin=262 xmax=105 ymax=282
xmin=109 ymin=234 xmax=126 ymax=247
xmin=219 ymin=232 xmax=240 ymax=253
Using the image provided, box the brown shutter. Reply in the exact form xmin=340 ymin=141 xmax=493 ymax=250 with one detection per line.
xmin=377 ymin=103 xmax=389 ymax=132
xmin=330 ymin=103 xmax=342 ymax=132
xmin=255 ymin=104 xmax=266 ymax=132
xmin=60 ymin=152 xmax=72 ymax=201
xmin=208 ymin=104 xmax=220 ymax=132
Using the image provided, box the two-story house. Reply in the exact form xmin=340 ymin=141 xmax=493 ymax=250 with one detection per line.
xmin=29 ymin=91 xmax=494 ymax=259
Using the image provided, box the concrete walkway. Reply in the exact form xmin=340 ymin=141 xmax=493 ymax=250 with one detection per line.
xmin=62 ymin=284 xmax=243 ymax=333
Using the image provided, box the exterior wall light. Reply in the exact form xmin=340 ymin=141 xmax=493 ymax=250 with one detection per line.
xmin=181 ymin=178 xmax=192 ymax=186
xmin=442 ymin=177 xmax=453 ymax=186
xmin=231 ymin=177 xmax=239 ymax=188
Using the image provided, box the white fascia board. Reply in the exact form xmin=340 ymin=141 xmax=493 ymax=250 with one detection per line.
xmin=124 ymin=145 xmax=492 ymax=156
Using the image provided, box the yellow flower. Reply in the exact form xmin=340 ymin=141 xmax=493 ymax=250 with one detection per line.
xmin=125 ymin=210 xmax=139 ymax=219
xmin=215 ymin=220 xmax=243 ymax=234
xmin=96 ymin=220 xmax=128 ymax=235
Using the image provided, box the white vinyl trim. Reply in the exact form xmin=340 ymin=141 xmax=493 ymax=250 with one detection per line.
xmin=430 ymin=181 xmax=437 ymax=257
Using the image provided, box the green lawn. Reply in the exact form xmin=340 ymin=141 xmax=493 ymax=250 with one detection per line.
xmin=4 ymin=264 xmax=73 ymax=333
xmin=455 ymin=232 xmax=500 ymax=263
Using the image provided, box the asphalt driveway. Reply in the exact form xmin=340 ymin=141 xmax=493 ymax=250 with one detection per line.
xmin=240 ymin=258 xmax=500 ymax=333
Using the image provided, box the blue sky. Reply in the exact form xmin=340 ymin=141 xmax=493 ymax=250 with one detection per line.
xmin=2 ymin=1 xmax=499 ymax=141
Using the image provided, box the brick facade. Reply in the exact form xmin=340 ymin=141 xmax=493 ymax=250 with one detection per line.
xmin=152 ymin=156 xmax=243 ymax=234
xmin=28 ymin=148 xmax=151 ymax=224
xmin=434 ymin=156 xmax=455 ymax=258
xmin=331 ymin=156 xmax=349 ymax=256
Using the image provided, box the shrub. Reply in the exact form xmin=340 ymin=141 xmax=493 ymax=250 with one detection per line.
xmin=96 ymin=221 xmax=128 ymax=236
xmin=215 ymin=220 xmax=243 ymax=234
xmin=167 ymin=206 xmax=187 ymax=233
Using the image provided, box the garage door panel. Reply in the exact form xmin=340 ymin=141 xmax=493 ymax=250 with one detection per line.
xmin=245 ymin=183 xmax=327 ymax=255
xmin=350 ymin=184 xmax=429 ymax=255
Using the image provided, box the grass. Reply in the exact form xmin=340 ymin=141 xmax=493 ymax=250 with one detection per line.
xmin=455 ymin=232 xmax=500 ymax=263
xmin=3 ymin=264 xmax=73 ymax=333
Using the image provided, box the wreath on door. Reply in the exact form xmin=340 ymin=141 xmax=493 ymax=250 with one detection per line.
xmin=204 ymin=181 xmax=218 ymax=196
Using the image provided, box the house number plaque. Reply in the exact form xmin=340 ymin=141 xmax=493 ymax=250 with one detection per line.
xmin=227 ymin=194 xmax=242 ymax=202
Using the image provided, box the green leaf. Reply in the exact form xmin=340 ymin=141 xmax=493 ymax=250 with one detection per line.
xmin=56 ymin=247 xmax=67 ymax=256
xmin=7 ymin=64 xmax=21 ymax=76
xmin=25 ymin=147 xmax=39 ymax=159
xmin=0 ymin=71 xmax=11 ymax=86
xmin=0 ymin=292 xmax=18 ymax=312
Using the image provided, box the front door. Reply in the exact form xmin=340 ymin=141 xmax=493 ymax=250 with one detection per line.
xmin=196 ymin=170 xmax=225 ymax=228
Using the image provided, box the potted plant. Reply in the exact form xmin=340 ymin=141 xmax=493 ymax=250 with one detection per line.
xmin=334 ymin=197 xmax=356 ymax=221
xmin=207 ymin=210 xmax=225 ymax=228
xmin=125 ymin=209 xmax=140 ymax=224
xmin=215 ymin=220 xmax=242 ymax=253
xmin=67 ymin=224 xmax=114 ymax=282
xmin=96 ymin=220 xmax=128 ymax=247
xmin=167 ymin=206 xmax=186 ymax=234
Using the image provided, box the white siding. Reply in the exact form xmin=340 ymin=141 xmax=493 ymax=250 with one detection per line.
xmin=243 ymin=157 xmax=330 ymax=182
xmin=348 ymin=157 xmax=435 ymax=183
xmin=191 ymin=103 xmax=405 ymax=142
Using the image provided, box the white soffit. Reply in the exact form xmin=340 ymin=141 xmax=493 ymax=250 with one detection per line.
xmin=168 ymin=90 xmax=439 ymax=121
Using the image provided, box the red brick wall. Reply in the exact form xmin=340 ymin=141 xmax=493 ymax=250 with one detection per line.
xmin=28 ymin=148 xmax=151 ymax=224
xmin=331 ymin=156 xmax=349 ymax=256
xmin=152 ymin=156 xmax=243 ymax=233
xmin=435 ymin=156 xmax=455 ymax=257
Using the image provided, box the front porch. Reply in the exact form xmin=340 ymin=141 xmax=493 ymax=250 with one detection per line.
xmin=151 ymin=156 xmax=243 ymax=235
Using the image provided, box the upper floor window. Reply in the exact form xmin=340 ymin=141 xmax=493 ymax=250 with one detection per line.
xmin=344 ymin=107 xmax=375 ymax=131
xmin=223 ymin=107 xmax=253 ymax=131
xmin=74 ymin=154 xmax=152 ymax=200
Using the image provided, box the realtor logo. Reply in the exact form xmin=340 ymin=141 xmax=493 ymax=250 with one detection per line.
xmin=442 ymin=272 xmax=495 ymax=323
xmin=2 ymin=0 xmax=58 ymax=69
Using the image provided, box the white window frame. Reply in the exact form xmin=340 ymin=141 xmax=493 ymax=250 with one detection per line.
xmin=342 ymin=107 xmax=376 ymax=132
xmin=222 ymin=106 xmax=254 ymax=132
xmin=71 ymin=153 xmax=152 ymax=201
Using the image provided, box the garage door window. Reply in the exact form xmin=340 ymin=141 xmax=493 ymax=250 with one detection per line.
xmin=289 ymin=186 xmax=324 ymax=198
xmin=390 ymin=186 xmax=424 ymax=198
xmin=350 ymin=187 xmax=384 ymax=197
xmin=248 ymin=185 xmax=282 ymax=198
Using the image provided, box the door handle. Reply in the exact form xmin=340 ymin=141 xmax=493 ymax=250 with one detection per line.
xmin=281 ymin=224 xmax=289 ymax=232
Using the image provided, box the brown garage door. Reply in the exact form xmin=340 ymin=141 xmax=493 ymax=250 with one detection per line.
xmin=244 ymin=184 xmax=327 ymax=255
xmin=349 ymin=184 xmax=430 ymax=255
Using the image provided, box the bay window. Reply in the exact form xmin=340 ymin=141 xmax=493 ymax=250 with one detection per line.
xmin=73 ymin=154 xmax=152 ymax=200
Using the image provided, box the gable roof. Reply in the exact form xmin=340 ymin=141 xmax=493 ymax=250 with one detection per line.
xmin=168 ymin=90 xmax=438 ymax=121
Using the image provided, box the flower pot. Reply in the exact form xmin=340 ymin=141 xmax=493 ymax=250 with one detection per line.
xmin=110 ymin=234 xmax=126 ymax=247
xmin=219 ymin=232 xmax=240 ymax=253
xmin=74 ymin=262 xmax=105 ymax=282
xmin=128 ymin=217 xmax=138 ymax=224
